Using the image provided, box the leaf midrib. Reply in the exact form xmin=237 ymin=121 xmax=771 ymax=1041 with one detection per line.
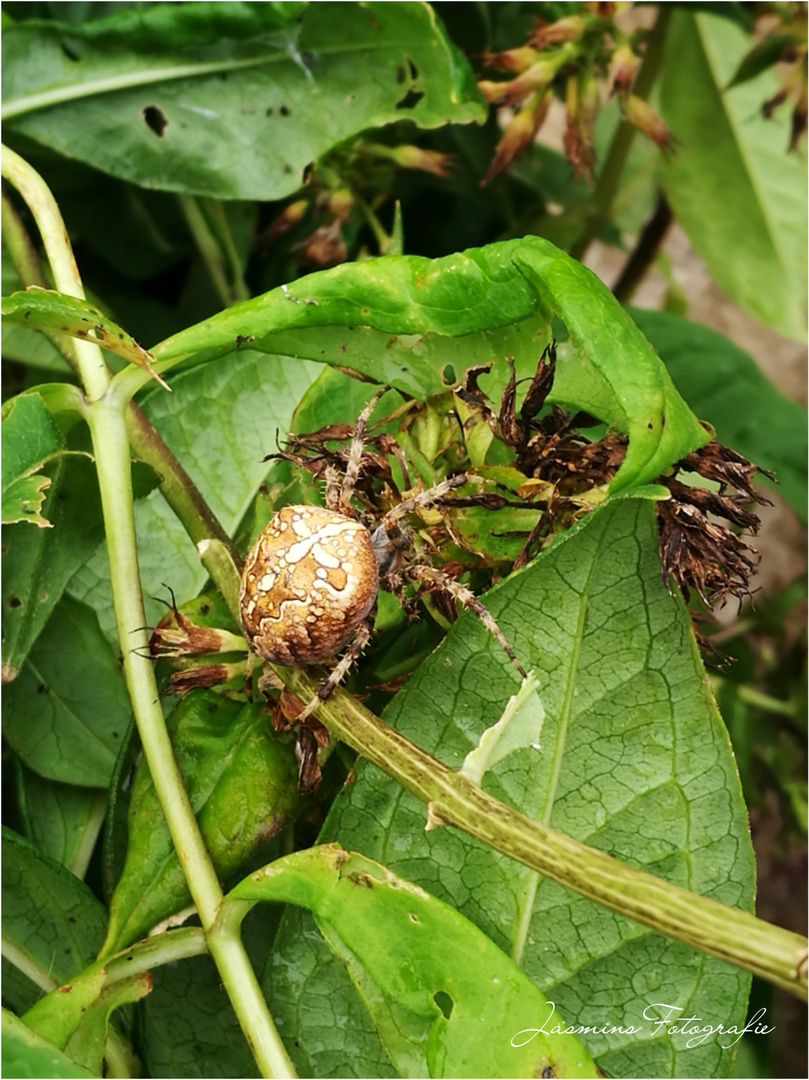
xmin=3 ymin=36 xmax=435 ymax=121
xmin=511 ymin=519 xmax=606 ymax=964
xmin=695 ymin=12 xmax=790 ymax=282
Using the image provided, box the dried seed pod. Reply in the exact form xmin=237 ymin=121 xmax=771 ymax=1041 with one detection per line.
xmin=239 ymin=505 xmax=378 ymax=665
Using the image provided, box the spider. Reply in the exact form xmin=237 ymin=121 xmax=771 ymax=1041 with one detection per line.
xmin=238 ymin=389 xmax=528 ymax=727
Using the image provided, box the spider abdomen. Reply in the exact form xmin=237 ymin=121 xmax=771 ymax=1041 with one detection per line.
xmin=239 ymin=505 xmax=378 ymax=665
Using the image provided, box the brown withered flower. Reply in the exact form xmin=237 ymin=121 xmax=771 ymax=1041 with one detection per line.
xmin=657 ymin=443 xmax=772 ymax=608
xmin=465 ymin=347 xmax=770 ymax=610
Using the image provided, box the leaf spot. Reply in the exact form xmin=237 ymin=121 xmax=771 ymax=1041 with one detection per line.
xmin=7 ymin=595 xmax=23 ymax=609
xmin=396 ymin=88 xmax=424 ymax=110
xmin=433 ymin=990 xmax=454 ymax=1019
xmin=142 ymin=105 xmax=169 ymax=138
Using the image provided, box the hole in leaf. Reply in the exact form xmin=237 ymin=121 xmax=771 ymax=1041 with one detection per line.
xmin=433 ymin=991 xmax=454 ymax=1019
xmin=280 ymin=104 xmax=290 ymax=117
xmin=395 ymin=88 xmax=424 ymax=110
xmin=407 ymin=57 xmax=419 ymax=81
xmin=441 ymin=364 xmax=456 ymax=385
xmin=396 ymin=65 xmax=406 ymax=84
xmin=142 ymin=105 xmax=168 ymax=137
xmin=60 ymin=36 xmax=84 ymax=61
xmin=7 ymin=595 xmax=23 ymax=608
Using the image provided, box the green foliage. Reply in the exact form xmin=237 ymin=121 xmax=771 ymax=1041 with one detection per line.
xmin=630 ymin=308 xmax=808 ymax=520
xmin=233 ymin=845 xmax=598 ymax=1078
xmin=3 ymin=2 xmax=485 ymax=199
xmin=660 ymin=10 xmax=807 ymax=341
xmin=1 ymin=3 xmax=805 ymax=1079
xmin=104 ymin=691 xmax=301 ymax=954
xmin=270 ymin=496 xmax=754 ymax=1079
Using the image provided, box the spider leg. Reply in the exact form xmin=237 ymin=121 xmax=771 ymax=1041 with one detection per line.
xmin=295 ymin=607 xmax=376 ymax=722
xmin=339 ymin=388 xmax=388 ymax=514
xmin=384 ymin=472 xmax=473 ymax=525
xmin=405 ymin=563 xmax=527 ymax=679
xmin=323 ymin=462 xmax=342 ymax=513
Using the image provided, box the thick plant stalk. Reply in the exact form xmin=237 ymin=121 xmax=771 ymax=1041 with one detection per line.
xmin=1 ymin=146 xmax=296 ymax=1080
xmin=276 ymin=666 xmax=808 ymax=1000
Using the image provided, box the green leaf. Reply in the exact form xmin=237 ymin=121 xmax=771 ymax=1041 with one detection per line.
xmin=270 ymin=497 xmax=755 ymax=1077
xmin=512 ymin=242 xmax=711 ymax=492
xmin=138 ymin=906 xmax=280 ymax=1080
xmin=2 ymin=455 xmax=105 ymax=682
xmin=103 ymin=690 xmax=301 ymax=954
xmin=14 ymin=761 xmax=105 ymax=878
xmin=726 ymin=33 xmax=804 ymax=89
xmin=629 ymin=307 xmax=808 ymax=521
xmin=154 ymin=237 xmax=708 ymax=494
xmin=139 ymin=953 xmax=261 ymax=1080
xmin=152 ymin=239 xmax=549 ymax=399
xmin=62 ymin=974 xmax=151 ymax=1076
xmin=1 ymin=253 xmax=70 ymax=373
xmin=2 ymin=321 xmax=71 ymax=372
xmin=660 ymin=10 xmax=807 ymax=341
xmin=1 ymin=289 xmax=166 ymax=386
xmin=1 ymin=827 xmax=107 ymax=1017
xmin=3 ymin=2 xmax=485 ymax=200
xmin=232 ymin=845 xmax=598 ymax=1079
xmin=68 ymin=349 xmax=320 ymax=643
xmin=2 ymin=1010 xmax=97 ymax=1080
xmin=2 ymin=596 xmax=131 ymax=786
xmin=1 ymin=393 xmax=65 ymax=527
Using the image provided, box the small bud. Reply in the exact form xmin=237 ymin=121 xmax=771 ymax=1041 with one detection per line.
xmin=479 ymin=53 xmax=561 ymax=107
xmin=622 ymin=95 xmax=676 ymax=154
xmin=609 ymin=44 xmax=640 ymax=96
xmin=564 ymin=71 xmax=600 ymax=179
xmin=529 ymin=15 xmax=586 ymax=49
xmin=367 ymin=143 xmax=455 ymax=177
xmin=480 ymin=46 xmax=539 ymax=74
xmin=150 ymin=607 xmax=246 ymax=658
xmin=293 ymin=223 xmax=347 ymax=268
xmin=326 ymin=188 xmax=353 ymax=221
xmin=482 ymin=91 xmax=551 ymax=185
xmin=168 ymin=660 xmax=248 ymax=696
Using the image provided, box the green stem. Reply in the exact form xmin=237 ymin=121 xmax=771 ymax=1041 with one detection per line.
xmin=89 ymin=396 xmax=221 ymax=933
xmin=178 ymin=194 xmax=240 ymax=309
xmin=91 ymin=392 xmax=295 ymax=1080
xmin=277 ymin=666 xmax=808 ymax=1000
xmin=1 ymin=146 xmax=109 ymax=399
xmin=2 ymin=179 xmax=241 ymax=571
xmin=4 ymin=146 xmax=295 ymax=1079
xmin=1 ymin=189 xmax=81 ymax=373
xmin=569 ymin=6 xmax=671 ymax=262
xmin=356 ymin=195 xmax=391 ymax=253
xmin=2 ymin=189 xmax=48 ymax=288
xmin=201 ymin=197 xmax=251 ymax=302
xmin=69 ymin=791 xmax=108 ymax=881
xmin=126 ymin=402 xmax=242 ymax=565
xmin=737 ymin=684 xmax=797 ymax=718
